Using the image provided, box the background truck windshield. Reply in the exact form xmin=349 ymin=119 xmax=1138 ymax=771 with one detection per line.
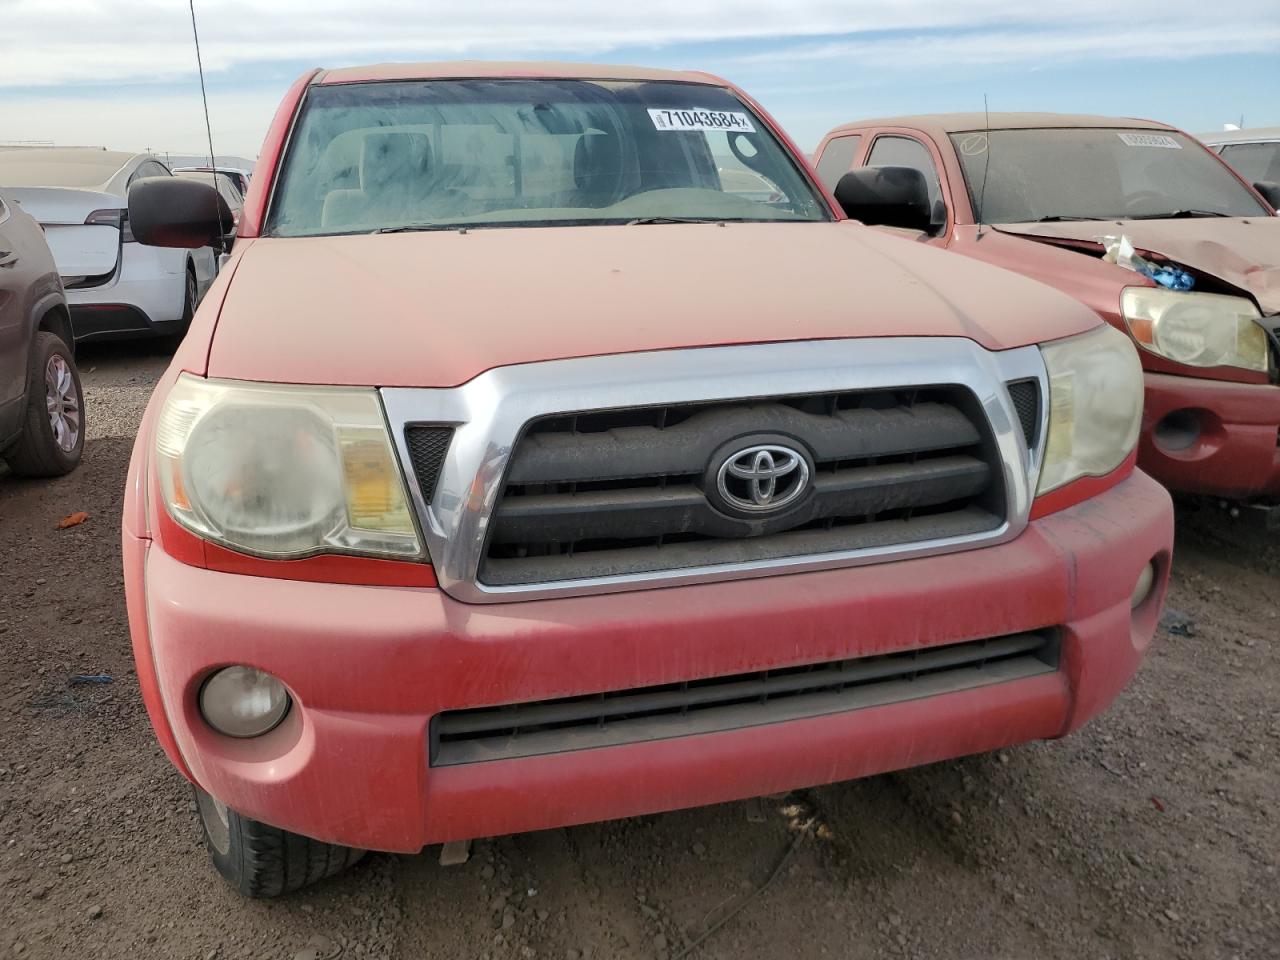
xmin=1217 ymin=141 xmax=1280 ymax=187
xmin=951 ymin=128 xmax=1269 ymax=223
xmin=268 ymin=79 xmax=828 ymax=235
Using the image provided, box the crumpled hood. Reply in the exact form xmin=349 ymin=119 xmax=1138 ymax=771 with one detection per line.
xmin=996 ymin=216 xmax=1280 ymax=315
xmin=208 ymin=222 xmax=1098 ymax=387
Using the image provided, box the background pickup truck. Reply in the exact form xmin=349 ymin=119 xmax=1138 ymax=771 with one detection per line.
xmin=121 ymin=64 xmax=1171 ymax=896
xmin=813 ymin=112 xmax=1280 ymax=513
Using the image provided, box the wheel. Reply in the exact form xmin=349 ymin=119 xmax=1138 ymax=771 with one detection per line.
xmin=160 ymin=265 xmax=198 ymax=348
xmin=193 ymin=786 xmax=365 ymax=897
xmin=2 ymin=332 xmax=84 ymax=477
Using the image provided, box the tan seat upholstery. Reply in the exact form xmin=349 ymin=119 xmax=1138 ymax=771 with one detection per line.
xmin=320 ymin=131 xmax=434 ymax=229
xmin=321 ymin=189 xmax=368 ymax=229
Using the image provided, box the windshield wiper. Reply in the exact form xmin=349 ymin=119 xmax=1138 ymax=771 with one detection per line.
xmin=1127 ymin=209 xmax=1231 ymax=220
xmin=1023 ymin=215 xmax=1106 ymax=223
xmin=626 ymin=216 xmax=721 ymax=225
xmin=374 ymin=223 xmax=465 ymax=234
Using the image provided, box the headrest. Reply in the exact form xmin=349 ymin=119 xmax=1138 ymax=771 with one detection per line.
xmin=361 ymin=132 xmax=431 ymax=190
xmin=573 ymin=132 xmax=622 ymax=195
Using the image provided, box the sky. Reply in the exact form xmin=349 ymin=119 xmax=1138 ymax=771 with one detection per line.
xmin=1 ymin=0 xmax=1278 ymax=161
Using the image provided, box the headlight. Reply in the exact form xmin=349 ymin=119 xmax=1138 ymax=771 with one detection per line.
xmin=155 ymin=374 xmax=422 ymax=559
xmin=1121 ymin=287 xmax=1268 ymax=373
xmin=1038 ymin=324 xmax=1144 ymax=495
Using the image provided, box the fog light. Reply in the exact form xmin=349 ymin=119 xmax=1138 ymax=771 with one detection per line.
xmin=1130 ymin=561 xmax=1156 ymax=610
xmin=1153 ymin=409 xmax=1201 ymax=453
xmin=199 ymin=666 xmax=290 ymax=738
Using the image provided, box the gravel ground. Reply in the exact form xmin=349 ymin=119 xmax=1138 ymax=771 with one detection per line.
xmin=1 ymin=342 xmax=1278 ymax=960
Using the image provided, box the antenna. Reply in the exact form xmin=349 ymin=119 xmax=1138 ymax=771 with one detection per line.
xmin=188 ymin=0 xmax=224 ymax=245
xmin=976 ymin=93 xmax=991 ymax=241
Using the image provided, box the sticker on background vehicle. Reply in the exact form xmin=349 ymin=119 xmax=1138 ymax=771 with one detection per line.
xmin=1117 ymin=133 xmax=1181 ymax=149
xmin=648 ymin=108 xmax=755 ymax=133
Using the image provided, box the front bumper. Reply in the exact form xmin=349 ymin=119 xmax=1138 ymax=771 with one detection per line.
xmin=127 ymin=471 xmax=1172 ymax=853
xmin=1138 ymin=371 xmax=1280 ymax=499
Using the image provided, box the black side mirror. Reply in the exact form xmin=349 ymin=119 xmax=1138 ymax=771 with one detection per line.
xmin=128 ymin=177 xmax=233 ymax=249
xmin=834 ymin=166 xmax=932 ymax=232
xmin=1253 ymin=181 xmax=1280 ymax=211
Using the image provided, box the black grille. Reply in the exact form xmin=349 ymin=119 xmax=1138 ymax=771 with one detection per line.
xmin=404 ymin=426 xmax=453 ymax=504
xmin=1006 ymin=380 xmax=1040 ymax=449
xmin=480 ymin=386 xmax=1006 ymax=585
xmin=431 ymin=630 xmax=1059 ymax=765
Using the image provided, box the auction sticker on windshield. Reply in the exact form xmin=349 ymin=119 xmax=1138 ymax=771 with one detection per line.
xmin=1117 ymin=132 xmax=1181 ymax=149
xmin=649 ymin=108 xmax=755 ymax=133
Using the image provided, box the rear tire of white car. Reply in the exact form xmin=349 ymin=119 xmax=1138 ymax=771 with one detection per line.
xmin=3 ymin=332 xmax=84 ymax=477
xmin=193 ymin=786 xmax=366 ymax=897
xmin=162 ymin=265 xmax=198 ymax=347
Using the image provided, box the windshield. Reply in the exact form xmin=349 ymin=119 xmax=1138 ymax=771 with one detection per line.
xmin=951 ymin=128 xmax=1269 ymax=223
xmin=1218 ymin=141 xmax=1280 ymax=186
xmin=268 ymin=79 xmax=828 ymax=236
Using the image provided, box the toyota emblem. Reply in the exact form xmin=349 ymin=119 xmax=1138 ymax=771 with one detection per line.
xmin=715 ymin=443 xmax=810 ymax=513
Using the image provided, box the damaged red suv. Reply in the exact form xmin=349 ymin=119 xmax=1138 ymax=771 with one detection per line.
xmin=122 ymin=68 xmax=1171 ymax=896
xmin=814 ymin=113 xmax=1280 ymax=514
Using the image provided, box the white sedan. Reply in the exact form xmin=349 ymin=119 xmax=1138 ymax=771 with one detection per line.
xmin=0 ymin=148 xmax=220 ymax=343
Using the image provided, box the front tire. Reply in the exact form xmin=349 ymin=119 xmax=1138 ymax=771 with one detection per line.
xmin=3 ymin=332 xmax=85 ymax=477
xmin=194 ymin=787 xmax=365 ymax=897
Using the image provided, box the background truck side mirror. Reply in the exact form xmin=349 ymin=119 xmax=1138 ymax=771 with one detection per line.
xmin=128 ymin=177 xmax=233 ymax=249
xmin=833 ymin=166 xmax=932 ymax=232
xmin=1253 ymin=181 xmax=1280 ymax=211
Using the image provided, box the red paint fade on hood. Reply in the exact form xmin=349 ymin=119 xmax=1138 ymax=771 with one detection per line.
xmin=207 ymin=222 xmax=1099 ymax=388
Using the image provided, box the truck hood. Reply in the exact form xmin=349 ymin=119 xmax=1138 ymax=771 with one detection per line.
xmin=996 ymin=217 xmax=1280 ymax=316
xmin=208 ymin=222 xmax=1099 ymax=387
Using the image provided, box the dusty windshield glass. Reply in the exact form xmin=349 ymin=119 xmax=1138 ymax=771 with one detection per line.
xmin=951 ymin=128 xmax=1269 ymax=223
xmin=1219 ymin=141 xmax=1280 ymax=185
xmin=269 ymin=79 xmax=828 ymax=235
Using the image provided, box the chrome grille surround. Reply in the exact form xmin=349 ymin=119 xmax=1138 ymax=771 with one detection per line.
xmin=381 ymin=338 xmax=1049 ymax=603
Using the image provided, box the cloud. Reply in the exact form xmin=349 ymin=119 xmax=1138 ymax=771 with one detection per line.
xmin=3 ymin=0 xmax=1277 ymax=87
xmin=736 ymin=21 xmax=1280 ymax=69
xmin=1 ymin=0 xmax=1275 ymax=155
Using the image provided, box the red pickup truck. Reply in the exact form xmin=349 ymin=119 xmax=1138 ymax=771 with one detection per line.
xmin=122 ymin=65 xmax=1172 ymax=896
xmin=813 ymin=113 xmax=1280 ymax=513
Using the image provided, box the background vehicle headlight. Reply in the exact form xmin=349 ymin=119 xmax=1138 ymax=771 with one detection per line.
xmin=1122 ymin=287 xmax=1268 ymax=373
xmin=1038 ymin=324 xmax=1144 ymax=495
xmin=155 ymin=374 xmax=422 ymax=559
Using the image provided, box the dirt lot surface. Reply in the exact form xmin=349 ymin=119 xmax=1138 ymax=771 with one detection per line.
xmin=2 ymin=342 xmax=1278 ymax=960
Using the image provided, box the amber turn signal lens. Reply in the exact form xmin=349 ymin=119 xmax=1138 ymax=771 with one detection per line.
xmin=340 ymin=434 xmax=413 ymax=531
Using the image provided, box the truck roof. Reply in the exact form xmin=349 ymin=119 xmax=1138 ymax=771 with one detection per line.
xmin=828 ymin=112 xmax=1174 ymax=139
xmin=1197 ymin=126 xmax=1280 ymax=145
xmin=316 ymin=61 xmax=723 ymax=86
